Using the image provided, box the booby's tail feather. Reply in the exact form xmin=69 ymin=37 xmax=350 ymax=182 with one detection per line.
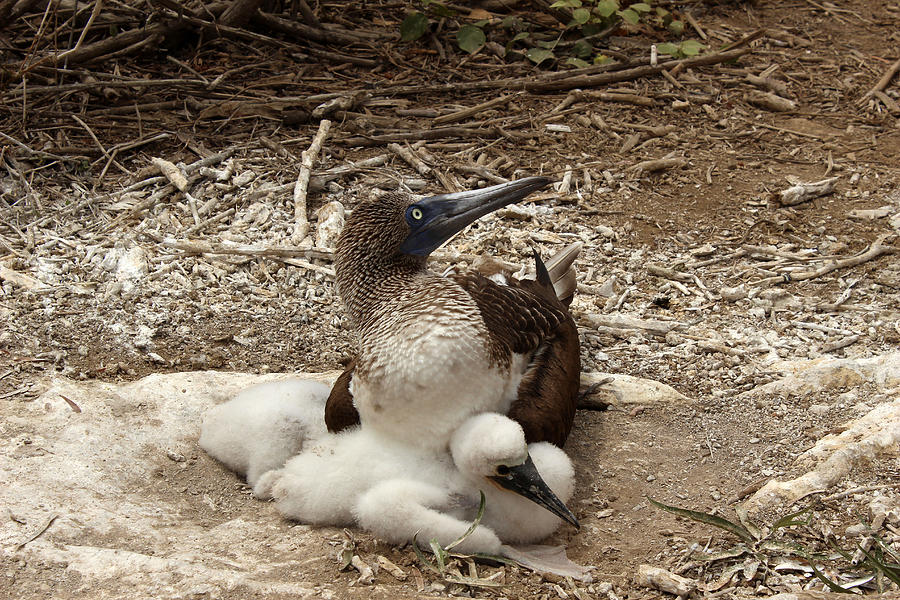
xmin=543 ymin=242 xmax=582 ymax=307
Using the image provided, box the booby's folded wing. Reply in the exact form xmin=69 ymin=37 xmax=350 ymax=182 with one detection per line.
xmin=449 ymin=271 xmax=567 ymax=358
xmin=451 ymin=271 xmax=580 ymax=447
xmin=325 ymin=359 xmax=358 ymax=433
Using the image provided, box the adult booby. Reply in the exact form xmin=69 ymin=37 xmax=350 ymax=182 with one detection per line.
xmin=327 ymin=177 xmax=581 ymax=449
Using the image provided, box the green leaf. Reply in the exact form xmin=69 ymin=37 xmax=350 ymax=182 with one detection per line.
xmin=457 ymin=25 xmax=486 ymax=53
xmin=656 ymin=42 xmax=679 ymax=56
xmin=501 ymin=15 xmax=519 ymax=28
xmin=689 ymin=545 xmax=751 ymax=562
xmin=594 ymin=54 xmax=613 ymax=64
xmin=595 ymin=0 xmax=619 ymax=18
xmin=656 ymin=7 xmax=669 ymax=17
xmin=572 ymin=38 xmax=592 ymax=58
xmin=734 ymin=505 xmax=763 ymax=541
xmin=536 ymin=39 xmax=559 ymax=49
xmin=446 ymin=491 xmax=487 ymax=551
xmin=550 ymin=0 xmax=582 ymax=7
xmin=566 ymin=57 xmax=591 ymax=68
xmin=667 ymin=19 xmax=684 ymax=36
xmin=858 ymin=542 xmax=900 ymax=586
xmin=572 ymin=7 xmax=591 ymax=24
xmin=647 ymin=497 xmax=756 ymax=545
xmin=424 ymin=0 xmax=454 ymax=17
xmin=618 ymin=8 xmax=640 ymax=24
xmin=400 ymin=12 xmax=429 ymax=41
xmin=412 ymin=535 xmax=442 ymax=574
xmin=629 ymin=2 xmax=652 ymax=13
xmin=680 ymin=39 xmax=705 ymax=56
xmin=525 ymin=47 xmax=555 ymax=65
xmin=429 ymin=538 xmax=448 ymax=572
xmin=511 ymin=31 xmax=530 ymax=43
xmin=807 ymin=561 xmax=854 ymax=594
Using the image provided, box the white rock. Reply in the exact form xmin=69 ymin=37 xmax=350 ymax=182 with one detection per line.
xmin=581 ymin=372 xmax=689 ymax=405
xmin=315 ymin=201 xmax=346 ymax=250
xmin=741 ymin=352 xmax=900 ymax=398
xmin=0 ymin=371 xmax=339 ymax=598
xmin=743 ymin=395 xmax=900 ymax=514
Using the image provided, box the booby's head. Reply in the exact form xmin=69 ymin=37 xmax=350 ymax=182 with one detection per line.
xmin=450 ymin=413 xmax=580 ymax=529
xmin=336 ymin=176 xmax=552 ymax=267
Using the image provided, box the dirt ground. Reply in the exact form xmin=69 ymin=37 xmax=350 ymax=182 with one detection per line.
xmin=1 ymin=0 xmax=899 ymax=598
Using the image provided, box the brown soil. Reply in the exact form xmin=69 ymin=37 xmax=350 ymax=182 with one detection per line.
xmin=2 ymin=0 xmax=899 ymax=598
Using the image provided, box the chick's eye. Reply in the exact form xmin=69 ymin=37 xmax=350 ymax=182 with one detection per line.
xmin=410 ymin=207 xmax=423 ymax=220
xmin=496 ymin=465 xmax=511 ymax=477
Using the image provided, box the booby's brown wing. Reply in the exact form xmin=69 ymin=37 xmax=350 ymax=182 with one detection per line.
xmin=449 ymin=271 xmax=566 ymax=360
xmin=507 ymin=281 xmax=580 ymax=447
xmin=451 ymin=270 xmax=580 ymax=448
xmin=325 ymin=359 xmax=359 ymax=433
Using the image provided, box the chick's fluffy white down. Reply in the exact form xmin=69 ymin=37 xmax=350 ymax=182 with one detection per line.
xmin=198 ymin=379 xmax=330 ymax=497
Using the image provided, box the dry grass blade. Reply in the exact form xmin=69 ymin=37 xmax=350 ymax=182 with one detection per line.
xmin=412 ymin=535 xmax=443 ymax=575
xmin=771 ymin=506 xmax=814 ymax=531
xmin=647 ymin=497 xmax=756 ymax=545
xmin=445 ymin=491 xmax=486 ymax=552
xmin=804 ymin=559 xmax=854 ymax=594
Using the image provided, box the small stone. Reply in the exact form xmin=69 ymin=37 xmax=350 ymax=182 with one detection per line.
xmin=720 ymin=285 xmax=748 ymax=302
xmin=808 ymin=404 xmax=829 ymax=416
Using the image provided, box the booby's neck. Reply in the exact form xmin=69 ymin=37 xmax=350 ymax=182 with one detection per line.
xmin=335 ymin=244 xmax=428 ymax=329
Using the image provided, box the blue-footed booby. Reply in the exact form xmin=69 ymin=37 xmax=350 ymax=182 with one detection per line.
xmin=327 ymin=177 xmax=581 ymax=449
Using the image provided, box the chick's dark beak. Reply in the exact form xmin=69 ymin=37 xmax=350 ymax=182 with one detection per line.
xmin=489 ymin=455 xmax=580 ymax=529
xmin=401 ymin=176 xmax=553 ymax=256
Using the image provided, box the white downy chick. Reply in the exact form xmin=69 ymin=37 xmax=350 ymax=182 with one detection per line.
xmin=199 ymin=379 xmax=330 ymax=497
xmin=261 ymin=412 xmax=577 ymax=555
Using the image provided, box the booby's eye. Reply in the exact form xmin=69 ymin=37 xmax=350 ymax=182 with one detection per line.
xmin=495 ymin=464 xmax=511 ymax=477
xmin=410 ymin=206 xmax=424 ymax=220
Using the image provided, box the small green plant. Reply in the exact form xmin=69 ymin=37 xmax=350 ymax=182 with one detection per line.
xmin=412 ymin=492 xmax=513 ymax=588
xmin=550 ymin=0 xmax=682 ymax=35
xmin=400 ymin=1 xmax=488 ymax=54
xmin=649 ymin=497 xmax=900 ymax=594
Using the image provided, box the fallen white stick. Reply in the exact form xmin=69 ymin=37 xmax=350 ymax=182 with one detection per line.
xmin=292 ymin=119 xmax=332 ymax=244
xmin=636 ymin=564 xmax=696 ymax=597
xmin=777 ymin=176 xmax=838 ymax=206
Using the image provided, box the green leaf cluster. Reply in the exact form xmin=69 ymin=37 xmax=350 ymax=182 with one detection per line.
xmin=400 ymin=1 xmax=487 ymax=54
xmin=399 ymin=0 xmax=702 ymax=68
xmin=656 ymin=39 xmax=705 ymax=58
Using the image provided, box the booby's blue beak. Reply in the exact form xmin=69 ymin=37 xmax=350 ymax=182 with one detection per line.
xmin=400 ymin=176 xmax=553 ymax=256
xmin=490 ymin=455 xmax=580 ymax=529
